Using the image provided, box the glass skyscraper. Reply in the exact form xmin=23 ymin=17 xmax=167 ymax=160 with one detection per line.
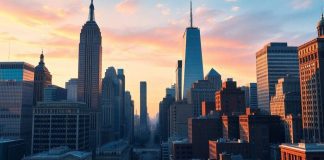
xmin=256 ymin=42 xmax=299 ymax=114
xmin=183 ymin=2 xmax=204 ymax=99
xmin=0 ymin=62 xmax=34 ymax=153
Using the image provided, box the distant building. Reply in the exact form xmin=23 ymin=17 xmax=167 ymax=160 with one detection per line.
xmin=216 ymin=78 xmax=245 ymax=115
xmin=209 ymin=139 xmax=250 ymax=160
xmin=33 ymin=53 xmax=52 ymax=105
xmin=183 ymin=2 xmax=204 ymax=99
xmin=124 ymin=91 xmax=134 ymax=144
xmin=0 ymin=62 xmax=34 ymax=153
xmin=171 ymin=140 xmax=193 ymax=160
xmin=280 ymin=143 xmax=324 ymax=160
xmin=101 ymin=67 xmax=122 ymax=144
xmin=0 ymin=139 xmax=25 ymax=160
xmin=24 ymin=146 xmax=92 ymax=160
xmin=117 ymin=69 xmax=126 ymax=138
xmin=161 ymin=142 xmax=170 ymax=160
xmin=140 ymin=81 xmax=148 ymax=132
xmin=205 ymin=68 xmax=222 ymax=92
xmin=189 ymin=80 xmax=218 ymax=116
xmin=43 ymin=85 xmax=67 ymax=102
xmin=282 ymin=114 xmax=302 ymax=143
xmin=175 ymin=60 xmax=182 ymax=101
xmin=298 ymin=15 xmax=324 ymax=143
xmin=96 ymin=140 xmax=131 ymax=160
xmin=256 ymin=42 xmax=299 ymax=114
xmin=270 ymin=75 xmax=301 ymax=117
xmin=159 ymin=94 xmax=175 ymax=142
xmin=201 ymin=101 xmax=215 ymax=116
xmin=32 ymin=101 xmax=90 ymax=154
xmin=169 ymin=101 xmax=193 ymax=138
xmin=249 ymin=83 xmax=258 ymax=108
xmin=221 ymin=115 xmax=239 ymax=140
xmin=65 ymin=78 xmax=78 ymax=102
xmin=166 ymin=84 xmax=176 ymax=98
xmin=188 ymin=116 xmax=222 ymax=159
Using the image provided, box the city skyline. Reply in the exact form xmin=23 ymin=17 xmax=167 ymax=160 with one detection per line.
xmin=0 ymin=0 xmax=322 ymax=117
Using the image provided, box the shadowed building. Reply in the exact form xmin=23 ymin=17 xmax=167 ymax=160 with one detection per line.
xmin=298 ymin=14 xmax=324 ymax=143
xmin=140 ymin=81 xmax=148 ymax=133
xmin=205 ymin=68 xmax=222 ymax=92
xmin=183 ymin=2 xmax=204 ymax=99
xmin=65 ymin=78 xmax=78 ymax=102
xmin=175 ymin=60 xmax=182 ymax=102
xmin=256 ymin=42 xmax=299 ymax=114
xmin=43 ymin=85 xmax=67 ymax=102
xmin=33 ymin=53 xmax=52 ymax=105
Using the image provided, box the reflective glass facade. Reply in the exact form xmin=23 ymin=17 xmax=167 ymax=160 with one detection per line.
xmin=256 ymin=43 xmax=299 ymax=114
xmin=183 ymin=28 xmax=204 ymax=99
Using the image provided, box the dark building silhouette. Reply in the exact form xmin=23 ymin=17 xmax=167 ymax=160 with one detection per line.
xmin=117 ymin=69 xmax=126 ymax=138
xmin=209 ymin=140 xmax=250 ymax=160
xmin=221 ymin=115 xmax=239 ymax=140
xmin=175 ymin=60 xmax=182 ymax=102
xmin=140 ymin=81 xmax=148 ymax=132
xmin=77 ymin=0 xmax=102 ymax=152
xmin=172 ymin=140 xmax=193 ymax=160
xmin=298 ymin=14 xmax=324 ymax=143
xmin=0 ymin=139 xmax=25 ymax=160
xmin=124 ymin=91 xmax=134 ymax=144
xmin=188 ymin=116 xmax=222 ymax=159
xmin=201 ymin=101 xmax=215 ymax=116
xmin=159 ymin=94 xmax=175 ymax=142
xmin=33 ymin=52 xmax=52 ymax=105
xmin=216 ymin=78 xmax=245 ymax=115
xmin=205 ymin=68 xmax=222 ymax=92
xmin=43 ymin=85 xmax=67 ymax=102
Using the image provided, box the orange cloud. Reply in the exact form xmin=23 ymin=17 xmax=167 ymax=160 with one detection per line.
xmin=115 ymin=0 xmax=139 ymax=14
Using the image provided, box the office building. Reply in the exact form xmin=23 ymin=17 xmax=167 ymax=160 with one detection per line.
xmin=140 ymin=81 xmax=148 ymax=131
xmin=221 ymin=115 xmax=239 ymax=140
xmin=171 ymin=140 xmax=193 ymax=160
xmin=117 ymin=69 xmax=126 ymax=138
xmin=240 ymin=83 xmax=258 ymax=108
xmin=31 ymin=101 xmax=90 ymax=154
xmin=298 ymin=14 xmax=324 ymax=143
xmin=101 ymin=67 xmax=122 ymax=143
xmin=183 ymin=2 xmax=204 ymax=99
xmin=96 ymin=140 xmax=131 ymax=160
xmin=0 ymin=139 xmax=25 ymax=160
xmin=166 ymin=84 xmax=176 ymax=98
xmin=280 ymin=143 xmax=324 ymax=160
xmin=159 ymin=94 xmax=175 ymax=142
xmin=205 ymin=68 xmax=222 ymax=91
xmin=124 ymin=91 xmax=134 ymax=144
xmin=33 ymin=53 xmax=52 ymax=105
xmin=24 ymin=146 xmax=92 ymax=160
xmin=189 ymin=80 xmax=218 ymax=116
xmin=216 ymin=78 xmax=245 ymax=115
xmin=43 ymin=85 xmax=67 ymax=102
xmin=175 ymin=60 xmax=182 ymax=101
xmin=188 ymin=116 xmax=222 ymax=159
xmin=270 ymin=75 xmax=301 ymax=117
xmin=209 ymin=139 xmax=250 ymax=160
xmin=169 ymin=101 xmax=193 ymax=138
xmin=65 ymin=78 xmax=78 ymax=102
xmin=0 ymin=62 xmax=34 ymax=153
xmin=256 ymin=42 xmax=299 ymax=114
xmin=201 ymin=101 xmax=215 ymax=116
xmin=282 ymin=114 xmax=302 ymax=143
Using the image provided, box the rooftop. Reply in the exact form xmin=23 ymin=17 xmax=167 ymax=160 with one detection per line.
xmin=25 ymin=146 xmax=91 ymax=159
xmin=99 ymin=140 xmax=129 ymax=152
xmin=280 ymin=143 xmax=324 ymax=152
xmin=0 ymin=138 xmax=22 ymax=144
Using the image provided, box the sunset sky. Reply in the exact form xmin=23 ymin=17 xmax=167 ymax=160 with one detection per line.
xmin=0 ymin=0 xmax=321 ymax=118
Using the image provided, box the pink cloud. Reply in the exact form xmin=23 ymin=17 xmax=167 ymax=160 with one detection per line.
xmin=115 ymin=0 xmax=139 ymax=14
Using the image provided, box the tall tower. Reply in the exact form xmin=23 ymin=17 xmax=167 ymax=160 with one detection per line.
xmin=77 ymin=0 xmax=102 ymax=109
xmin=140 ymin=81 xmax=148 ymax=130
xmin=175 ymin=60 xmax=182 ymax=101
xmin=33 ymin=51 xmax=52 ymax=105
xmin=298 ymin=14 xmax=324 ymax=143
xmin=183 ymin=1 xmax=204 ymax=99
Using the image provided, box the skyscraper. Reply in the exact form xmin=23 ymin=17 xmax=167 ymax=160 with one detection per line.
xmin=125 ymin=91 xmax=134 ymax=144
xmin=256 ymin=42 xmax=299 ymax=114
xmin=298 ymin=15 xmax=324 ymax=143
xmin=183 ymin=1 xmax=204 ymax=99
xmin=77 ymin=0 xmax=102 ymax=110
xmin=77 ymin=0 xmax=102 ymax=153
xmin=33 ymin=52 xmax=52 ymax=105
xmin=140 ymin=81 xmax=148 ymax=131
xmin=205 ymin=68 xmax=222 ymax=91
xmin=249 ymin=83 xmax=258 ymax=108
xmin=117 ymin=69 xmax=125 ymax=138
xmin=101 ymin=67 xmax=122 ymax=143
xmin=175 ymin=60 xmax=182 ymax=101
xmin=0 ymin=62 xmax=34 ymax=153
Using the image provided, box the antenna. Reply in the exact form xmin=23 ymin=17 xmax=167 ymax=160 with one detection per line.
xmin=190 ymin=0 xmax=193 ymax=27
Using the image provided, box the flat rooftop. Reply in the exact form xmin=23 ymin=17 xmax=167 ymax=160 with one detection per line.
xmin=280 ymin=143 xmax=324 ymax=152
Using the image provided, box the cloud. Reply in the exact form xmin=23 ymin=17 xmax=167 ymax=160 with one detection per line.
xmin=156 ymin=3 xmax=171 ymax=16
xmin=231 ymin=6 xmax=240 ymax=12
xmin=291 ymin=0 xmax=312 ymax=9
xmin=225 ymin=0 xmax=237 ymax=2
xmin=115 ymin=0 xmax=139 ymax=14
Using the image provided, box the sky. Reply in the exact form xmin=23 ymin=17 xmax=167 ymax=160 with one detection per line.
xmin=0 ymin=0 xmax=322 ymax=119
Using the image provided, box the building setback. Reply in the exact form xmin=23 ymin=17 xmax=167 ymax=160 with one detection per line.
xmin=256 ymin=42 xmax=299 ymax=114
xmin=298 ymin=14 xmax=324 ymax=143
xmin=65 ymin=78 xmax=78 ymax=102
xmin=31 ymin=101 xmax=90 ymax=154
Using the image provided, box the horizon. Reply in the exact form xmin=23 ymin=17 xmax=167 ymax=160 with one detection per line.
xmin=0 ymin=0 xmax=322 ymax=118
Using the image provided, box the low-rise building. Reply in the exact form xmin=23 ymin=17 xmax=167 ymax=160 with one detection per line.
xmin=0 ymin=139 xmax=25 ymax=160
xmin=280 ymin=143 xmax=324 ymax=160
xmin=171 ymin=140 xmax=192 ymax=160
xmin=209 ymin=139 xmax=250 ymax=160
xmin=23 ymin=146 xmax=91 ymax=160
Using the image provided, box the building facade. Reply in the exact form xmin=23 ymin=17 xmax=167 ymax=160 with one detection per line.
xmin=33 ymin=53 xmax=52 ymax=105
xmin=140 ymin=81 xmax=148 ymax=132
xmin=280 ymin=143 xmax=324 ymax=160
xmin=205 ymin=68 xmax=222 ymax=92
xmin=256 ymin=42 xmax=299 ymax=114
xmin=0 ymin=139 xmax=25 ymax=160
xmin=298 ymin=15 xmax=324 ymax=143
xmin=43 ymin=85 xmax=67 ymax=102
xmin=159 ymin=94 xmax=175 ymax=142
xmin=31 ymin=101 xmax=90 ymax=154
xmin=183 ymin=2 xmax=204 ymax=99
xmin=124 ymin=91 xmax=134 ymax=144
xmin=169 ymin=101 xmax=193 ymax=138
xmin=175 ymin=60 xmax=182 ymax=101
xmin=65 ymin=78 xmax=78 ymax=102
xmin=0 ymin=62 xmax=34 ymax=153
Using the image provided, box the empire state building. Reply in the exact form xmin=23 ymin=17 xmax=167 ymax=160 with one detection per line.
xmin=77 ymin=0 xmax=102 ymax=110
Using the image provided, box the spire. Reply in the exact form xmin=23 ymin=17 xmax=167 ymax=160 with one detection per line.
xmin=88 ymin=0 xmax=95 ymax=22
xmin=190 ymin=0 xmax=193 ymax=27
xmin=39 ymin=49 xmax=44 ymax=65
